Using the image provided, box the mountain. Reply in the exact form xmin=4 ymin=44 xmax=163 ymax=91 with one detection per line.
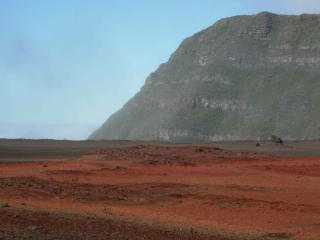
xmin=90 ymin=12 xmax=320 ymax=142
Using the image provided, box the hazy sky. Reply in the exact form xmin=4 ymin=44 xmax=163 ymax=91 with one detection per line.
xmin=1 ymin=0 xmax=320 ymax=139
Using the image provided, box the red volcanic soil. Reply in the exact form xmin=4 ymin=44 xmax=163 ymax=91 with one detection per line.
xmin=0 ymin=142 xmax=320 ymax=239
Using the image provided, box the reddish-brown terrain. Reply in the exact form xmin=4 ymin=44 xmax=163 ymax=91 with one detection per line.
xmin=0 ymin=140 xmax=320 ymax=240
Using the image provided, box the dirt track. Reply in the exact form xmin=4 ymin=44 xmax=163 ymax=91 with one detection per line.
xmin=0 ymin=141 xmax=320 ymax=239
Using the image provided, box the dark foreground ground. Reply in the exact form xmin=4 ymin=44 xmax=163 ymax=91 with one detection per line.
xmin=1 ymin=139 xmax=320 ymax=240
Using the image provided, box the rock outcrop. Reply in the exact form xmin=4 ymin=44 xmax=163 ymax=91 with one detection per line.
xmin=90 ymin=12 xmax=320 ymax=142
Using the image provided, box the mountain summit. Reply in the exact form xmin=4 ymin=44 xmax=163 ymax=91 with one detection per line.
xmin=90 ymin=12 xmax=320 ymax=142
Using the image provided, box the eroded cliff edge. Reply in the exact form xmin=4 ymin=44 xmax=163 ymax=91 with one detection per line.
xmin=90 ymin=12 xmax=320 ymax=142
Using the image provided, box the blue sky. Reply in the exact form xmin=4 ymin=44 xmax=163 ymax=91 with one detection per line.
xmin=1 ymin=0 xmax=319 ymax=139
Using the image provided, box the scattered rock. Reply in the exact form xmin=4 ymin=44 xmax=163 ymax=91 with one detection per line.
xmin=27 ymin=226 xmax=38 ymax=231
xmin=213 ymin=147 xmax=222 ymax=151
xmin=0 ymin=202 xmax=10 ymax=208
xmin=271 ymin=135 xmax=284 ymax=145
xmin=112 ymin=166 xmax=127 ymax=171
xmin=195 ymin=148 xmax=204 ymax=153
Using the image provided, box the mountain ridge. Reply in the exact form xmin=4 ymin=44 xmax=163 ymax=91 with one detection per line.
xmin=90 ymin=12 xmax=320 ymax=142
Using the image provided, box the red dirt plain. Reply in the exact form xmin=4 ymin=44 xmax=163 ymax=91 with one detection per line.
xmin=0 ymin=140 xmax=320 ymax=240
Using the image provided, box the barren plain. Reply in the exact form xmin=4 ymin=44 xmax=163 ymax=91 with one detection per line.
xmin=0 ymin=139 xmax=320 ymax=240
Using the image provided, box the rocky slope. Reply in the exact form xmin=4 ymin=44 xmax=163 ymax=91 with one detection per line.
xmin=90 ymin=12 xmax=320 ymax=142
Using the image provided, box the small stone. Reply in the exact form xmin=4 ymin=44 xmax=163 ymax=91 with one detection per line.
xmin=0 ymin=202 xmax=10 ymax=208
xmin=28 ymin=226 xmax=38 ymax=231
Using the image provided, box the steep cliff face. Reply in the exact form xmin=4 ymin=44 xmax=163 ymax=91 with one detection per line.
xmin=90 ymin=12 xmax=320 ymax=142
